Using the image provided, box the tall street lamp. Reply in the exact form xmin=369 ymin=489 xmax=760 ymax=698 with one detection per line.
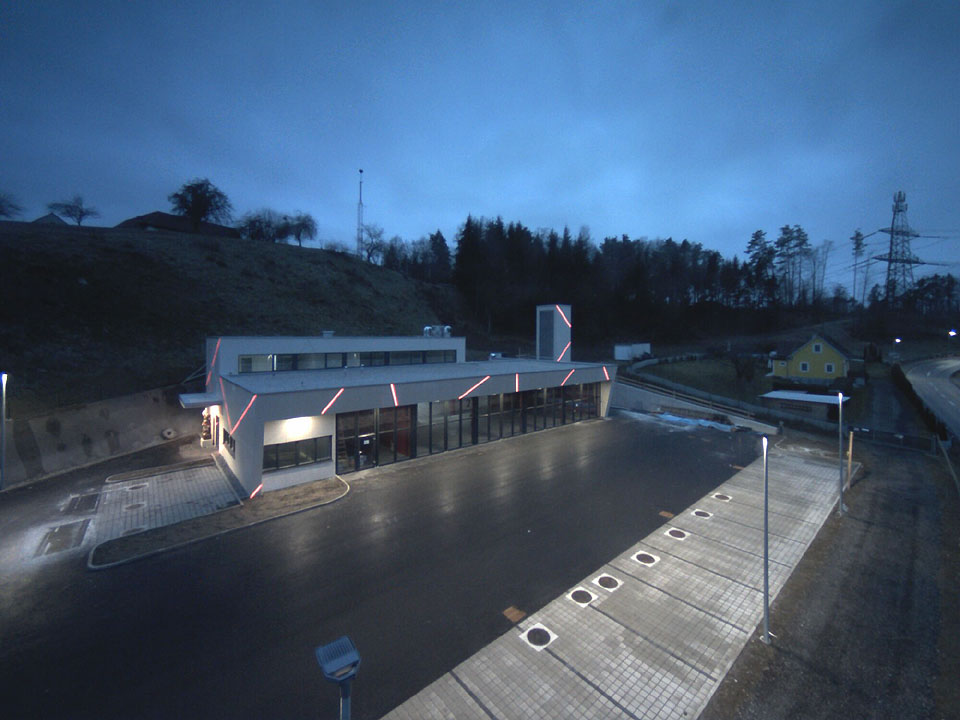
xmin=837 ymin=391 xmax=844 ymax=516
xmin=1 ymin=372 xmax=7 ymax=491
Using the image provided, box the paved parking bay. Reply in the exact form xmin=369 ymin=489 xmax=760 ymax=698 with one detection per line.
xmin=384 ymin=447 xmax=847 ymax=720
xmin=92 ymin=462 xmax=241 ymax=545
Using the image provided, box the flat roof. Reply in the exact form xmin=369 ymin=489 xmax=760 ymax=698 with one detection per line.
xmin=224 ymin=358 xmax=609 ymax=395
xmin=760 ymin=391 xmax=848 ymax=405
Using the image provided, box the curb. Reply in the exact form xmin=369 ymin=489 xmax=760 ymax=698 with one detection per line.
xmin=87 ymin=476 xmax=351 ymax=571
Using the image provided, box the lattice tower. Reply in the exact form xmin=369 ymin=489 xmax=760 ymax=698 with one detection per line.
xmin=877 ymin=190 xmax=921 ymax=302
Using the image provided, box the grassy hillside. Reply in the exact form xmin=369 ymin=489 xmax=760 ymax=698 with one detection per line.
xmin=0 ymin=221 xmax=456 ymax=415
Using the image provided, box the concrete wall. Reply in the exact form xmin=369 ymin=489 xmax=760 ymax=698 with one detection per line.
xmin=0 ymin=387 xmax=202 ymax=490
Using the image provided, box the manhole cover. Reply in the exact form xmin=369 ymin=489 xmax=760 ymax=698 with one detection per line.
xmin=694 ymin=510 xmax=712 ymax=518
xmin=668 ymin=528 xmax=687 ymax=539
xmin=526 ymin=628 xmax=551 ymax=646
xmin=635 ymin=552 xmax=657 ymax=565
xmin=571 ymin=589 xmax=593 ymax=604
xmin=713 ymin=493 xmax=731 ymax=501
xmin=124 ymin=502 xmax=145 ymax=511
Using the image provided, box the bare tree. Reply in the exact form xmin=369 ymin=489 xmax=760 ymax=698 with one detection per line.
xmin=237 ymin=209 xmax=288 ymax=243
xmin=288 ymin=213 xmax=317 ymax=247
xmin=168 ymin=178 xmax=232 ymax=230
xmin=0 ymin=192 xmax=23 ymax=218
xmin=362 ymin=223 xmax=385 ymax=264
xmin=47 ymin=195 xmax=100 ymax=226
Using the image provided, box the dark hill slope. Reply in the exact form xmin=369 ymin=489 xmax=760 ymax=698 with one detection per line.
xmin=0 ymin=221 xmax=453 ymax=414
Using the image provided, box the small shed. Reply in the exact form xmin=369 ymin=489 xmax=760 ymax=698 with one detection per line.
xmin=759 ymin=390 xmax=848 ymax=421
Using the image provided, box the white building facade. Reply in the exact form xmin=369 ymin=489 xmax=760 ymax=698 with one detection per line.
xmin=181 ymin=332 xmax=615 ymax=497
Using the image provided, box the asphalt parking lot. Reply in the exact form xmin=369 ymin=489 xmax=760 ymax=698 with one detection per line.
xmin=0 ymin=413 xmax=749 ymax=719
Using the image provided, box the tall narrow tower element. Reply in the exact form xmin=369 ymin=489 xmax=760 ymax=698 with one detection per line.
xmin=876 ymin=190 xmax=921 ymax=303
xmin=356 ymin=169 xmax=364 ymax=257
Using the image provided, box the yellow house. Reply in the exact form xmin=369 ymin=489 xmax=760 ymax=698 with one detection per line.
xmin=770 ymin=334 xmax=850 ymax=384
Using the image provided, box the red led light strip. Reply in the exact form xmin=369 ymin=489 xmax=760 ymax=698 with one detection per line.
xmin=561 ymin=368 xmax=576 ymax=386
xmin=321 ymin=387 xmax=345 ymax=415
xmin=205 ymin=337 xmax=222 ymax=386
xmin=230 ymin=394 xmax=257 ymax=434
xmin=557 ymin=341 xmax=571 ymax=362
xmin=250 ymin=483 xmax=264 ymax=499
xmin=603 ymin=366 xmax=610 ymax=381
xmin=458 ymin=375 xmax=491 ymax=400
xmin=555 ymin=305 xmax=571 ymax=328
xmin=218 ymin=377 xmax=232 ymax=431
xmin=390 ymin=383 xmax=399 ymax=407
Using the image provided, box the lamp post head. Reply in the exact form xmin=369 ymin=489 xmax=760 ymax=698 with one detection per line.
xmin=949 ymin=330 xmax=957 ymax=337
xmin=894 ymin=337 xmax=902 ymax=344
xmin=1 ymin=373 xmax=6 ymax=389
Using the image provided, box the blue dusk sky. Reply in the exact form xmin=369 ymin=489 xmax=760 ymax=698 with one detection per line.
xmin=2 ymin=1 xmax=958 ymax=293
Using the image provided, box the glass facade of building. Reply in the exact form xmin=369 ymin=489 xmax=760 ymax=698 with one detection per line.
xmin=334 ymin=383 xmax=600 ymax=474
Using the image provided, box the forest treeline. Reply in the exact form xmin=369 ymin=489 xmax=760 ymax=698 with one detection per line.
xmin=374 ymin=215 xmax=960 ymax=345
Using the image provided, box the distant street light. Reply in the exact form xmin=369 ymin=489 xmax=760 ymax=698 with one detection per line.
xmin=1 ymin=372 xmax=7 ymax=491
xmin=949 ymin=330 xmax=957 ymax=337
xmin=894 ymin=337 xmax=902 ymax=344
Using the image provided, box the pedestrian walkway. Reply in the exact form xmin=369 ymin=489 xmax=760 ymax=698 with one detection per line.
xmin=92 ymin=462 xmax=242 ymax=545
xmin=383 ymin=447 xmax=848 ymax=719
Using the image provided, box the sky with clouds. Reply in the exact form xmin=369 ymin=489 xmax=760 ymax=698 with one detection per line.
xmin=2 ymin=0 xmax=958 ymax=293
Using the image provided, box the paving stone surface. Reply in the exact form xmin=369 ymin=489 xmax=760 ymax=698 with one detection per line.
xmin=382 ymin=447 xmax=848 ymax=720
xmin=92 ymin=463 xmax=241 ymax=544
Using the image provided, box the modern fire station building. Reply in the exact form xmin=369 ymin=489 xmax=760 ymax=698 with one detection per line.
xmin=180 ymin=305 xmax=615 ymax=497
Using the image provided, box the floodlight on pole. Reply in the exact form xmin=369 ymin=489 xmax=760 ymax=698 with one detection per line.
xmin=761 ymin=434 xmax=770 ymax=645
xmin=837 ymin=392 xmax=845 ymax=517
xmin=1 ymin=372 xmax=6 ymax=491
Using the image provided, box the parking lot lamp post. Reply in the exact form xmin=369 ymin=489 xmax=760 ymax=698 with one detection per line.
xmin=316 ymin=635 xmax=361 ymax=720
xmin=837 ymin=392 xmax=844 ymax=517
xmin=762 ymin=435 xmax=770 ymax=645
xmin=1 ymin=372 xmax=6 ymax=490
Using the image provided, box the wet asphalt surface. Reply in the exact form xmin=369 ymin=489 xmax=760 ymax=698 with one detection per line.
xmin=0 ymin=414 xmax=755 ymax=720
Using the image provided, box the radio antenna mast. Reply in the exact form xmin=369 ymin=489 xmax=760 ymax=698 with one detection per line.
xmin=356 ymin=169 xmax=364 ymax=257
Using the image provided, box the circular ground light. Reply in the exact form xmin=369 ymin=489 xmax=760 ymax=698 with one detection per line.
xmin=526 ymin=628 xmax=551 ymax=646
xmin=694 ymin=510 xmax=711 ymax=518
xmin=598 ymin=575 xmax=619 ymax=589
xmin=571 ymin=589 xmax=593 ymax=604
xmin=668 ymin=529 xmax=687 ymax=539
xmin=714 ymin=493 xmax=730 ymax=501
xmin=635 ymin=553 xmax=657 ymax=564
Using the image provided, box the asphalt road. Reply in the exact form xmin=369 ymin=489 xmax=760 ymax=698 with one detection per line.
xmin=906 ymin=357 xmax=960 ymax=437
xmin=0 ymin=413 xmax=754 ymax=720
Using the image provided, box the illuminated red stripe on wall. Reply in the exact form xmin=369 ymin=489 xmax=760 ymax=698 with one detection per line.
xmin=515 ymin=373 xmax=520 ymax=393
xmin=205 ymin=337 xmax=222 ymax=386
xmin=458 ymin=375 xmax=491 ymax=400
xmin=556 ymin=341 xmax=572 ymax=362
xmin=555 ymin=304 xmax=572 ymax=328
xmin=560 ymin=369 xmax=576 ymax=386
xmin=250 ymin=483 xmax=264 ymax=499
xmin=218 ymin=377 xmax=232 ymax=430
xmin=231 ymin=394 xmax=257 ymax=434
xmin=321 ymin=387 xmax=345 ymax=415
xmin=602 ymin=366 xmax=610 ymax=381
xmin=390 ymin=383 xmax=399 ymax=407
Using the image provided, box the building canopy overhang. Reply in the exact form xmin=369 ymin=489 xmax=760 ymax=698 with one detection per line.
xmin=179 ymin=390 xmax=223 ymax=409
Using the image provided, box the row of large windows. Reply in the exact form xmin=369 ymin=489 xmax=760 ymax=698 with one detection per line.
xmin=334 ymin=384 xmax=600 ymax=474
xmin=262 ymin=435 xmax=333 ymax=472
xmin=238 ymin=349 xmax=457 ymax=374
